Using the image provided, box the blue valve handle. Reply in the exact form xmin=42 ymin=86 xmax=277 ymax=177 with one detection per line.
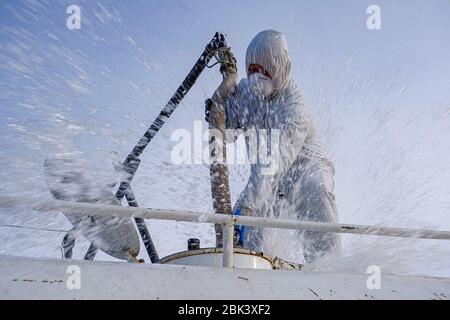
xmin=232 ymin=207 xmax=246 ymax=247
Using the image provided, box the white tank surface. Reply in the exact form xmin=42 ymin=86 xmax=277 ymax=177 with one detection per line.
xmin=159 ymin=247 xmax=273 ymax=270
xmin=1 ymin=254 xmax=450 ymax=300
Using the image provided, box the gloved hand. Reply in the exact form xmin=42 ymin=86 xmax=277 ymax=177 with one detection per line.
xmin=204 ymin=98 xmax=213 ymax=123
xmin=232 ymin=207 xmax=246 ymax=247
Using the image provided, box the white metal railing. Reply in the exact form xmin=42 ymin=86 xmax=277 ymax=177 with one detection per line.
xmin=1 ymin=195 xmax=450 ymax=267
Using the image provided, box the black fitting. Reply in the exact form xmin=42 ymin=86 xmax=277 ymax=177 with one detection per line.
xmin=187 ymin=238 xmax=200 ymax=251
xmin=204 ymin=98 xmax=213 ymax=123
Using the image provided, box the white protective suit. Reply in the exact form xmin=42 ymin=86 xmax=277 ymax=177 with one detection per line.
xmin=226 ymin=30 xmax=341 ymax=263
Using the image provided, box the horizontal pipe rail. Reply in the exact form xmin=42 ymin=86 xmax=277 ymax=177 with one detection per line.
xmin=1 ymin=196 xmax=450 ymax=241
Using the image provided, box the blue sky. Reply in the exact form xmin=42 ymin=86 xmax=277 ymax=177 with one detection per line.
xmin=1 ymin=0 xmax=449 ymax=200
xmin=1 ymin=0 xmax=449 ymax=150
xmin=0 ymin=0 xmax=449 ymax=274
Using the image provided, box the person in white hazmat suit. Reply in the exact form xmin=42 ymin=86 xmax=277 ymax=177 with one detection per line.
xmin=208 ymin=29 xmax=341 ymax=264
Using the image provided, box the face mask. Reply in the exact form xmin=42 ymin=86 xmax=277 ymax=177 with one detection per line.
xmin=248 ymin=73 xmax=274 ymax=98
